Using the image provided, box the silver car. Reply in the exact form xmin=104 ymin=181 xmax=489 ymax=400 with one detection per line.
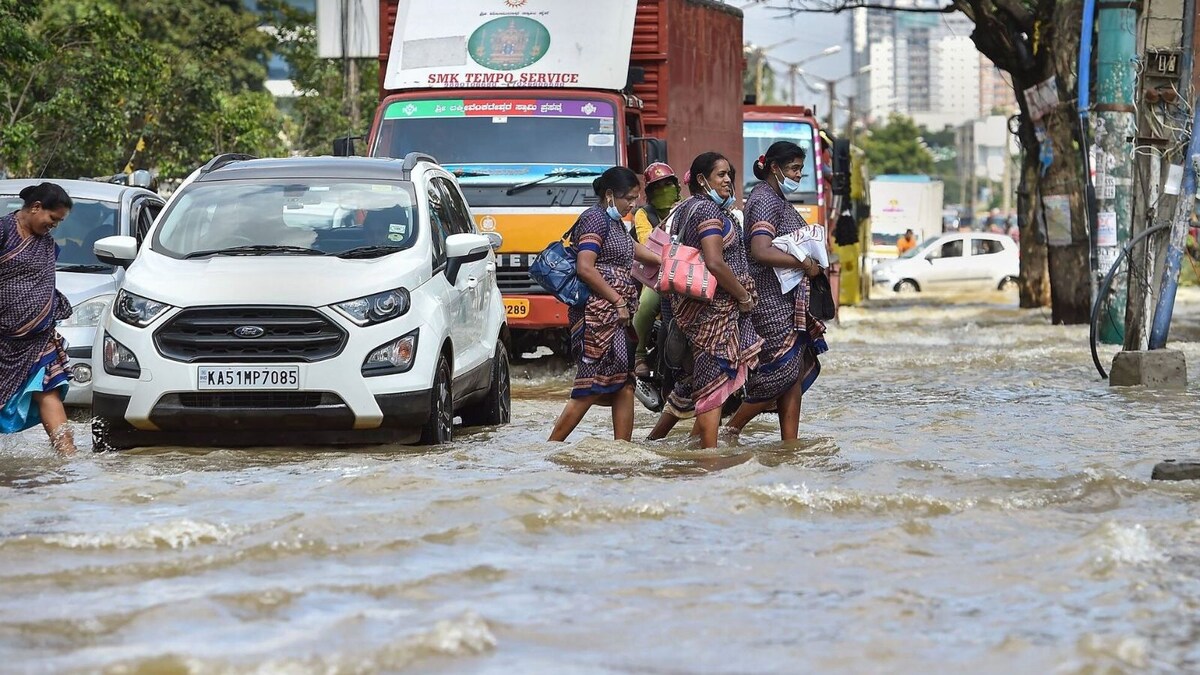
xmin=1 ymin=179 xmax=164 ymax=406
xmin=872 ymin=232 xmax=1020 ymax=293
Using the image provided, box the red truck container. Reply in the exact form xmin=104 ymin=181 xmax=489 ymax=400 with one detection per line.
xmin=365 ymin=0 xmax=743 ymax=354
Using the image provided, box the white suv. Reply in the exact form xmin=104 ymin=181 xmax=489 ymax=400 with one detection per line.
xmin=90 ymin=153 xmax=510 ymax=450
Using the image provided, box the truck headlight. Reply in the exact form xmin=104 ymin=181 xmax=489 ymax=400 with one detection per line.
xmin=114 ymin=290 xmax=171 ymax=327
xmin=60 ymin=293 xmax=116 ymax=328
xmin=362 ymin=329 xmax=419 ymax=376
xmin=333 ymin=288 xmax=411 ymax=326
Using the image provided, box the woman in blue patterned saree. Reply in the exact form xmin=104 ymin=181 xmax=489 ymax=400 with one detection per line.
xmin=1 ymin=183 xmax=77 ymax=454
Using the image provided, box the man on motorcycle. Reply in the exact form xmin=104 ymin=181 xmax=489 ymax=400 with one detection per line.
xmin=631 ymin=162 xmax=682 ymax=377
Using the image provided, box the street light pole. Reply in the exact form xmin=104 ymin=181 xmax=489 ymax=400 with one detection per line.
xmin=762 ymin=45 xmax=841 ymax=107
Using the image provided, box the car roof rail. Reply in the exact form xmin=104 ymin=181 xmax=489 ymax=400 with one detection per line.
xmin=401 ymin=152 xmax=438 ymax=174
xmin=198 ymin=153 xmax=257 ymax=176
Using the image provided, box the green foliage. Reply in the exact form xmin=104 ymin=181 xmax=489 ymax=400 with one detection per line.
xmin=264 ymin=0 xmax=378 ymax=156
xmin=861 ymin=114 xmax=935 ymax=176
xmin=1 ymin=0 xmax=280 ymax=179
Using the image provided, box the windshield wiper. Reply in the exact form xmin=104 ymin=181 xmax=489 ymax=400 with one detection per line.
xmin=57 ymin=263 xmax=112 ymax=273
xmin=335 ymin=245 xmax=402 ymax=259
xmin=505 ymin=169 xmax=604 ymax=196
xmin=184 ymin=245 xmax=327 ymax=259
xmin=452 ymin=170 xmax=492 ymax=178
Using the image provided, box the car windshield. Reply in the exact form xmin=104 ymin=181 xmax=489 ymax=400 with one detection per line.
xmin=900 ymin=236 xmax=940 ymax=259
xmin=743 ymin=121 xmax=819 ymax=194
xmin=2 ymin=194 xmax=119 ymax=272
xmin=151 ymin=180 xmax=418 ymax=259
xmin=372 ymin=98 xmax=617 ymax=185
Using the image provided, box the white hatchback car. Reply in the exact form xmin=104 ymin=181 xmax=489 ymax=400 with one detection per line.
xmin=872 ymin=232 xmax=1019 ymax=293
xmin=90 ymin=153 xmax=510 ymax=450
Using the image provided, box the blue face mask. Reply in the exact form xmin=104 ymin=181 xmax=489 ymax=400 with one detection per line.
xmin=606 ymin=204 xmax=622 ymax=221
xmin=703 ymin=182 xmax=735 ymax=209
xmin=775 ymin=170 xmax=802 ymax=194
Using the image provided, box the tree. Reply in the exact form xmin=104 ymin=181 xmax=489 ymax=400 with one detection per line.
xmin=743 ymin=47 xmax=783 ymax=105
xmin=781 ymin=0 xmax=1087 ymax=322
xmin=861 ymin=114 xmax=935 ymax=175
xmin=263 ymin=0 xmax=379 ymax=156
xmin=1 ymin=0 xmax=284 ymax=180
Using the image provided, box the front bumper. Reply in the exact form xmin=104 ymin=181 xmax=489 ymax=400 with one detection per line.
xmin=92 ymin=390 xmax=429 ymax=447
xmin=92 ymin=303 xmax=443 ymax=440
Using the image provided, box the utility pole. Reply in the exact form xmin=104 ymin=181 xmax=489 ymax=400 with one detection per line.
xmin=1094 ymin=0 xmax=1139 ymax=344
xmin=826 ymin=80 xmax=837 ymax=129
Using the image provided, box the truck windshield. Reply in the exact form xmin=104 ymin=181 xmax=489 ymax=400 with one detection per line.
xmin=151 ymin=180 xmax=418 ymax=259
xmin=743 ymin=121 xmax=818 ymax=194
xmin=373 ymin=98 xmax=617 ymax=185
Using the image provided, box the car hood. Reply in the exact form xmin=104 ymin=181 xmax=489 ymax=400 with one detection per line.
xmin=123 ymin=251 xmax=430 ymax=307
xmin=56 ymin=271 xmax=120 ymax=305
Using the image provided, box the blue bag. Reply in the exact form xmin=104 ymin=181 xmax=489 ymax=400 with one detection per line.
xmin=529 ymin=220 xmax=590 ymax=307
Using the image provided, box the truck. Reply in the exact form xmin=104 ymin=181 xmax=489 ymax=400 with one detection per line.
xmin=363 ymin=0 xmax=745 ymax=355
xmin=866 ymin=175 xmax=944 ymax=259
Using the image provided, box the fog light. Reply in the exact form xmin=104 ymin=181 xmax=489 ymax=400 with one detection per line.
xmin=70 ymin=363 xmax=92 ymax=384
xmin=362 ymin=329 xmax=418 ymax=376
xmin=103 ymin=334 xmax=141 ymax=378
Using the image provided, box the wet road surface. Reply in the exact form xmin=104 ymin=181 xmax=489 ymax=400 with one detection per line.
xmin=3 ymin=289 xmax=1200 ymax=673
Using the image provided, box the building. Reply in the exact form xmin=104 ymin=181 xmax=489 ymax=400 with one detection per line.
xmin=849 ymin=1 xmax=1013 ymax=129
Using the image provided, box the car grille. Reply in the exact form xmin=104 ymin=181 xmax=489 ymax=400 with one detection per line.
xmin=174 ymin=392 xmax=340 ymax=409
xmin=155 ymin=307 xmax=347 ymax=363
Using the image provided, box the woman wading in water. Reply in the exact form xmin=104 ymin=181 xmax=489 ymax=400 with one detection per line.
xmin=1 ymin=183 xmax=77 ymax=454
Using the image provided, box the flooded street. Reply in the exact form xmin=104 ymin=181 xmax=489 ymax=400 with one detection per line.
xmin=4 ymin=290 xmax=1200 ymax=673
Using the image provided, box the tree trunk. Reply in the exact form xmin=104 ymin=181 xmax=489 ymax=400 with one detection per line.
xmin=1038 ymin=103 xmax=1092 ymax=324
xmin=1016 ymin=145 xmax=1051 ymax=307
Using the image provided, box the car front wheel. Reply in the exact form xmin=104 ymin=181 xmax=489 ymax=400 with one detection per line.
xmin=894 ymin=279 xmax=920 ymax=293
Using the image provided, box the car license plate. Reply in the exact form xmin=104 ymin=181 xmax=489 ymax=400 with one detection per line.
xmin=504 ymin=299 xmax=530 ymax=318
xmin=197 ymin=366 xmax=300 ymax=390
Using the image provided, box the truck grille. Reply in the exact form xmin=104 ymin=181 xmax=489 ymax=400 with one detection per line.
xmin=495 ymin=254 xmax=547 ymax=294
xmin=155 ymin=307 xmax=347 ymax=363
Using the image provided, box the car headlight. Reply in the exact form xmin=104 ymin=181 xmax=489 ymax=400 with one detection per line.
xmin=102 ymin=333 xmax=140 ymax=378
xmin=362 ymin=329 xmax=419 ymax=376
xmin=59 ymin=293 xmax=116 ymax=328
xmin=332 ymin=288 xmax=411 ymax=326
xmin=114 ymin=290 xmax=171 ymax=327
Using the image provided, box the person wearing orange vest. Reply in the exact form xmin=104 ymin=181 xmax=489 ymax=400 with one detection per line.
xmin=896 ymin=229 xmax=917 ymax=255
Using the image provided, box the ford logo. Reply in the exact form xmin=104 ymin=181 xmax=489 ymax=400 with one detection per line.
xmin=233 ymin=325 xmax=266 ymax=339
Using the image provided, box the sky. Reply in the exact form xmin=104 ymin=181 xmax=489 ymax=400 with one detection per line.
xmin=738 ymin=1 xmax=854 ymax=120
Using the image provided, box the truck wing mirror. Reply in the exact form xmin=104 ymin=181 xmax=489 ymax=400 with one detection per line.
xmin=333 ymin=135 xmax=364 ymax=157
xmin=631 ymin=137 xmax=668 ymax=167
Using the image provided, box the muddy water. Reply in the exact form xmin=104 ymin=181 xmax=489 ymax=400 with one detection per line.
xmin=4 ymin=290 xmax=1200 ymax=673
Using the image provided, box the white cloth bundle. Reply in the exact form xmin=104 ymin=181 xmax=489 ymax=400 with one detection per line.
xmin=771 ymin=226 xmax=829 ymax=294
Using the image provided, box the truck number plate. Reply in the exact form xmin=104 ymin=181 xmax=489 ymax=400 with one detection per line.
xmin=197 ymin=366 xmax=300 ymax=390
xmin=504 ymin=299 xmax=530 ymax=318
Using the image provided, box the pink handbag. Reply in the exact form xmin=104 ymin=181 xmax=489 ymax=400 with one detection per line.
xmin=631 ymin=226 xmax=670 ymax=287
xmin=657 ymin=241 xmax=716 ymax=301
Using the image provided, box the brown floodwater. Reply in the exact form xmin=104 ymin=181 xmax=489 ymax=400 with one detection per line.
xmin=3 ymin=289 xmax=1200 ymax=673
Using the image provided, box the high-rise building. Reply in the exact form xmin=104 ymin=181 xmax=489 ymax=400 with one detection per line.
xmin=849 ymin=1 xmax=1011 ymax=129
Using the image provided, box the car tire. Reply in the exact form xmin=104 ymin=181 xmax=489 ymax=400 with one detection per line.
xmin=894 ymin=279 xmax=920 ymax=293
xmin=998 ymin=276 xmax=1018 ymax=291
xmin=91 ymin=417 xmax=135 ymax=452
xmin=461 ymin=341 xmax=511 ymax=427
xmin=419 ymin=355 xmax=453 ymax=445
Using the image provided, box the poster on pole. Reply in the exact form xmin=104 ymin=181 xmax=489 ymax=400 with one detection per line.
xmin=317 ymin=0 xmax=379 ymax=59
xmin=1097 ymin=211 xmax=1117 ymax=247
xmin=1042 ymin=194 xmax=1072 ymax=246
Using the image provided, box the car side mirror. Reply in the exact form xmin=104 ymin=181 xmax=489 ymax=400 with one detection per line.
xmin=94 ymin=235 xmax=139 ymax=269
xmin=445 ymin=233 xmax=491 ymax=284
xmin=484 ymin=231 xmax=503 ymax=251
